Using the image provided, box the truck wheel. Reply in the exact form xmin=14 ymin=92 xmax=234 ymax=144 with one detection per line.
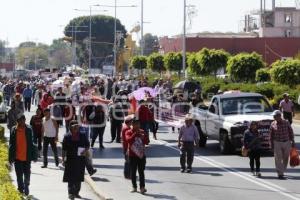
xmin=195 ymin=121 xmax=207 ymax=147
xmin=219 ymin=132 xmax=232 ymax=154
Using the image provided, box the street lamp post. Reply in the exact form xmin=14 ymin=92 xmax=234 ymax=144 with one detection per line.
xmin=95 ymin=3 xmax=137 ymax=76
xmin=114 ymin=0 xmax=117 ymax=76
xmin=141 ymin=0 xmax=144 ymax=56
xmin=183 ymin=0 xmax=187 ymax=79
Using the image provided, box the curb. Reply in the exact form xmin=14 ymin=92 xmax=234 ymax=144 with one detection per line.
xmin=84 ymin=175 xmax=113 ymax=200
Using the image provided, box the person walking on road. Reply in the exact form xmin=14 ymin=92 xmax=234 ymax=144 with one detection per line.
xmin=30 ymin=107 xmax=44 ymax=158
xmin=90 ymin=105 xmax=106 ymax=149
xmin=41 ymin=108 xmax=59 ymax=168
xmin=178 ymin=114 xmax=199 ymax=173
xmin=109 ymin=98 xmax=124 ymax=143
xmin=7 ymin=101 xmax=19 ymax=133
xmin=243 ymin=121 xmax=262 ymax=177
xmin=62 ymin=120 xmax=90 ymax=200
xmin=125 ymin=118 xmax=149 ymax=194
xmin=279 ymin=93 xmax=295 ymax=124
xmin=269 ymin=110 xmax=295 ymax=179
xmin=9 ymin=114 xmax=38 ymax=196
xmin=122 ymin=115 xmax=133 ymax=179
xmin=23 ymin=84 xmax=33 ymax=112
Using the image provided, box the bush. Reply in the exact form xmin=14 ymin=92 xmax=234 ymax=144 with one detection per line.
xmin=256 ymin=68 xmax=271 ymax=82
xmin=0 ymin=136 xmax=21 ymax=200
xmin=227 ymin=52 xmax=265 ymax=82
xmin=271 ymin=59 xmax=300 ymax=86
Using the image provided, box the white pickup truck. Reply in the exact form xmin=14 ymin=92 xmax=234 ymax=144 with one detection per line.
xmin=191 ymin=92 xmax=274 ymax=154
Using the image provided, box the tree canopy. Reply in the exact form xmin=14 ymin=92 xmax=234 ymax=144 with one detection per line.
xmin=147 ymin=53 xmax=165 ymax=74
xmin=16 ymin=42 xmax=49 ymax=70
xmin=130 ymin=56 xmax=147 ymax=72
xmin=143 ymin=33 xmax=159 ymax=56
xmin=164 ymin=52 xmax=182 ymax=73
xmin=227 ymin=52 xmax=265 ymax=82
xmin=270 ymin=59 xmax=300 ymax=86
xmin=64 ymin=15 xmax=127 ymax=67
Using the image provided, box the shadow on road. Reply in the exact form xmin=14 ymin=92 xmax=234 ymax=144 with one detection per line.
xmin=143 ymin=193 xmax=178 ymax=200
xmin=91 ymin=177 xmax=110 ymax=182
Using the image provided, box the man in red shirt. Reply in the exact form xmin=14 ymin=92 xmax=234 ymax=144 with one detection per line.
xmin=125 ymin=118 xmax=149 ymax=194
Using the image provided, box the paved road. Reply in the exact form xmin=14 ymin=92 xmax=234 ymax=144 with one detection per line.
xmin=3 ymin=107 xmax=300 ymax=200
xmin=89 ymin=123 xmax=300 ymax=200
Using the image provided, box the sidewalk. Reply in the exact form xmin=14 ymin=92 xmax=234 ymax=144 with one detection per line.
xmin=10 ymin=160 xmax=100 ymax=200
xmin=5 ymin=107 xmax=100 ymax=200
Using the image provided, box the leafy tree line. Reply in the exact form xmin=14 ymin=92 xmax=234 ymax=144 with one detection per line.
xmin=131 ymin=48 xmax=300 ymax=87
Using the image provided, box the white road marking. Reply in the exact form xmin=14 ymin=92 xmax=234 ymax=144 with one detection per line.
xmin=154 ymin=139 xmax=300 ymax=200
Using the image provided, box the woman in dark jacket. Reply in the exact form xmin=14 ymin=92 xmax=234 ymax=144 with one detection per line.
xmin=62 ymin=120 xmax=90 ymax=200
xmin=243 ymin=121 xmax=262 ymax=177
xmin=90 ymin=105 xmax=106 ymax=149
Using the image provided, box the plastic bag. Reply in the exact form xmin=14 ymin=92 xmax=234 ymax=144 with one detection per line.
xmin=241 ymin=146 xmax=248 ymax=157
xmin=289 ymin=148 xmax=300 ymax=167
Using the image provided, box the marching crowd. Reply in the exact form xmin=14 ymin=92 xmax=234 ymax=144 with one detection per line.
xmin=0 ymin=74 xmax=298 ymax=199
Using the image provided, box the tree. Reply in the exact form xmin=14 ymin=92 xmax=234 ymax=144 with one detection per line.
xmin=142 ymin=33 xmax=159 ymax=56
xmin=147 ymin=53 xmax=165 ymax=75
xmin=270 ymin=59 xmax=300 ymax=86
xmin=130 ymin=56 xmax=147 ymax=74
xmin=49 ymin=39 xmax=72 ymax=68
xmin=256 ymin=68 xmax=271 ymax=82
xmin=227 ymin=52 xmax=265 ymax=82
xmin=64 ymin=15 xmax=127 ymax=67
xmin=187 ymin=52 xmax=202 ymax=75
xmin=197 ymin=48 xmax=230 ymax=77
xmin=16 ymin=42 xmax=49 ymax=69
xmin=164 ymin=52 xmax=182 ymax=76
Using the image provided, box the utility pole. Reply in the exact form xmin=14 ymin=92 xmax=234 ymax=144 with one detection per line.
xmin=89 ymin=6 xmax=92 ymax=72
xmin=141 ymin=0 xmax=144 ymax=56
xmin=114 ymin=0 xmax=117 ymax=76
xmin=183 ymin=0 xmax=187 ymax=79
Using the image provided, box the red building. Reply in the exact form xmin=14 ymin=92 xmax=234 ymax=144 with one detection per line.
xmin=0 ymin=63 xmax=14 ymax=72
xmin=159 ymin=35 xmax=300 ymax=65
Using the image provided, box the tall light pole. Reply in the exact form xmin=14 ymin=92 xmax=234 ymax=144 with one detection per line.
xmin=183 ymin=0 xmax=187 ymax=79
xmin=141 ymin=0 xmax=144 ymax=56
xmin=95 ymin=3 xmax=137 ymax=75
xmin=114 ymin=0 xmax=117 ymax=76
xmin=89 ymin=6 xmax=92 ymax=72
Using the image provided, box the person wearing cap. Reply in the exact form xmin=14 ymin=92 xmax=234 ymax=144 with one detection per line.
xmin=243 ymin=121 xmax=263 ymax=177
xmin=269 ymin=110 xmax=295 ymax=179
xmin=279 ymin=93 xmax=295 ymax=124
xmin=62 ymin=120 xmax=90 ymax=200
xmin=9 ymin=114 xmax=38 ymax=196
xmin=125 ymin=118 xmax=149 ymax=194
xmin=178 ymin=114 xmax=200 ymax=173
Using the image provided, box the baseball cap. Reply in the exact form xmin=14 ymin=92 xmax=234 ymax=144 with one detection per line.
xmin=272 ymin=110 xmax=282 ymax=116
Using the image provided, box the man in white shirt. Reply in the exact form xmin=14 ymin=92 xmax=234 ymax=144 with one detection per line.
xmin=279 ymin=93 xmax=295 ymax=124
xmin=41 ymin=108 xmax=59 ymax=168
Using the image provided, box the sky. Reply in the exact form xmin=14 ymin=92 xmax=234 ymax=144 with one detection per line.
xmin=0 ymin=0 xmax=296 ymax=47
